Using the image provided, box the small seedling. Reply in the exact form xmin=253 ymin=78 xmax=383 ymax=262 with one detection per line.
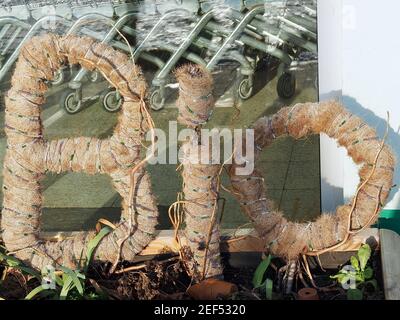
xmin=252 ymin=254 xmax=274 ymax=300
xmin=331 ymin=244 xmax=378 ymax=300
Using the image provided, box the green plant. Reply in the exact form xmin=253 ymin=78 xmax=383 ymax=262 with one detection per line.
xmin=0 ymin=250 xmax=41 ymax=280
xmin=0 ymin=227 xmax=111 ymax=300
xmin=331 ymin=244 xmax=378 ymax=300
xmin=252 ymin=254 xmax=274 ymax=300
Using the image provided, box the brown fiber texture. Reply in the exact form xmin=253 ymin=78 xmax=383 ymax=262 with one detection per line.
xmin=180 ymin=139 xmax=223 ymax=281
xmin=175 ymin=63 xmax=222 ymax=280
xmin=228 ymin=101 xmax=395 ymax=259
xmin=175 ymin=64 xmax=215 ymax=128
xmin=1 ymin=34 xmax=158 ymax=270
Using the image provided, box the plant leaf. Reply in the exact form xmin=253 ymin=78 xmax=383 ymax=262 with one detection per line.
xmin=265 ymin=278 xmax=273 ymax=300
xmin=84 ymin=227 xmax=111 ymax=272
xmin=330 ymin=270 xmax=348 ymax=280
xmin=25 ymin=285 xmax=48 ymax=300
xmin=60 ymin=277 xmax=74 ymax=300
xmin=340 ymin=274 xmax=352 ymax=286
xmin=252 ymin=255 xmax=272 ymax=288
xmin=0 ymin=251 xmax=22 ymax=267
xmin=350 ymin=256 xmax=360 ymax=272
xmin=364 ymin=267 xmax=373 ymax=280
xmin=60 ymin=267 xmax=84 ymax=296
xmin=347 ymin=288 xmax=363 ymax=300
xmin=355 ymin=273 xmax=364 ymax=282
xmin=357 ymin=244 xmax=371 ymax=271
xmin=55 ymin=275 xmax=64 ymax=287
xmin=365 ymin=279 xmax=378 ymax=291
xmin=330 ymin=273 xmax=342 ymax=281
xmin=17 ymin=266 xmax=41 ymax=280
xmin=0 ymin=252 xmax=41 ymax=279
xmin=76 ymin=272 xmax=86 ymax=280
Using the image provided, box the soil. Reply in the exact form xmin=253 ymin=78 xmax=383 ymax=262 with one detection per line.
xmin=0 ymin=250 xmax=385 ymax=300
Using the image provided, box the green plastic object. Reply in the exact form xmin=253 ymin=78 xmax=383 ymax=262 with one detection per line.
xmin=375 ymin=210 xmax=400 ymax=236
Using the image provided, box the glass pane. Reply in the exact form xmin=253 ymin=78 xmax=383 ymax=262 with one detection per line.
xmin=0 ymin=0 xmax=319 ymax=233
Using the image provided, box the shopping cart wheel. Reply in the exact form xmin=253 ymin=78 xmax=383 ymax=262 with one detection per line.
xmin=237 ymin=77 xmax=254 ymax=100
xmin=89 ymin=70 xmax=102 ymax=83
xmin=150 ymin=89 xmax=165 ymax=111
xmin=51 ymin=68 xmax=68 ymax=86
xmin=100 ymin=89 xmax=123 ymax=113
xmin=60 ymin=89 xmax=83 ymax=114
xmin=277 ymin=73 xmax=296 ymax=99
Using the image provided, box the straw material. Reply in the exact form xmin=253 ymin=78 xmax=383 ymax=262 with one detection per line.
xmin=1 ymin=34 xmax=158 ymax=270
xmin=228 ymin=101 xmax=395 ymax=260
xmin=175 ymin=64 xmax=215 ymax=128
xmin=180 ymin=139 xmax=223 ymax=281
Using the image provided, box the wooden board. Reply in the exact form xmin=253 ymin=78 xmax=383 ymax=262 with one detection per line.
xmin=41 ymin=227 xmax=379 ymax=255
xmin=380 ymin=228 xmax=400 ymax=300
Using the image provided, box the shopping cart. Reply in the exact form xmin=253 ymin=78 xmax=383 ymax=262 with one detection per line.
xmin=58 ymin=7 xmax=192 ymax=113
xmin=64 ymin=1 xmax=317 ymax=112
xmin=0 ymin=15 xmax=75 ymax=83
xmin=0 ymin=1 xmax=109 ymax=83
xmin=59 ymin=0 xmax=202 ymax=113
xmin=147 ymin=0 xmax=317 ymax=110
xmin=0 ymin=1 xmax=30 ymax=70
xmin=1 ymin=0 xmax=318 ymax=114
xmin=0 ymin=1 xmax=130 ymax=88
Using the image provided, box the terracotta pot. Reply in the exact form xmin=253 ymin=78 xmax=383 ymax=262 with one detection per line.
xmin=187 ymin=279 xmax=238 ymax=300
xmin=297 ymin=288 xmax=319 ymax=300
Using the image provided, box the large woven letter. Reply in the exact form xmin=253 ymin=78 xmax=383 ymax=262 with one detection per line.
xmin=1 ymin=34 xmax=158 ymax=270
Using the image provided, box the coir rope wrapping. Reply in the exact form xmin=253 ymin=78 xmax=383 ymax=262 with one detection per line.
xmin=1 ymin=34 xmax=158 ymax=270
xmin=174 ymin=63 xmax=222 ymax=280
xmin=228 ymin=101 xmax=395 ymax=259
xmin=175 ymin=64 xmax=215 ymax=128
xmin=180 ymin=140 xmax=223 ymax=280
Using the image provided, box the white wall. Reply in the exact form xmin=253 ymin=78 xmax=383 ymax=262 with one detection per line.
xmin=318 ymin=0 xmax=345 ymax=212
xmin=319 ymin=0 xmax=400 ymax=211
